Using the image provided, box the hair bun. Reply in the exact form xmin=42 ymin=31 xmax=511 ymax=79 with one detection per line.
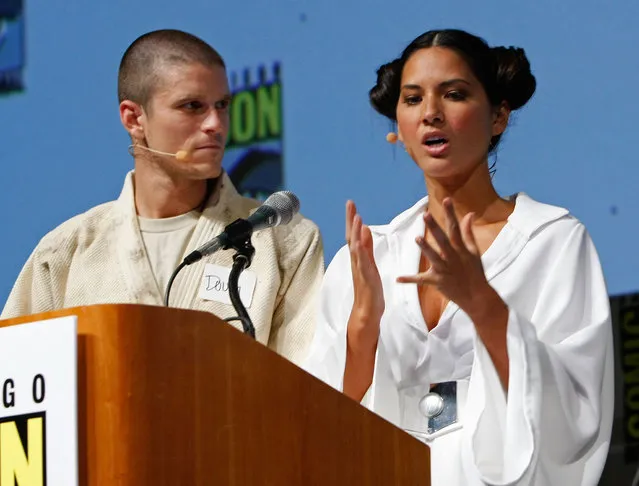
xmin=491 ymin=46 xmax=536 ymax=110
xmin=369 ymin=59 xmax=402 ymax=120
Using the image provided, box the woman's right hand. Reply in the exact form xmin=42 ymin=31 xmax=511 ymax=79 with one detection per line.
xmin=345 ymin=200 xmax=385 ymax=347
xmin=344 ymin=200 xmax=384 ymax=401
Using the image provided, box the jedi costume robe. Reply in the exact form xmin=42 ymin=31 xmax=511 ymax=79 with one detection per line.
xmin=2 ymin=172 xmax=324 ymax=365
xmin=305 ymin=193 xmax=613 ymax=485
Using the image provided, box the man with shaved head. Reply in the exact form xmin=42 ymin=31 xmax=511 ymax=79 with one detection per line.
xmin=2 ymin=29 xmax=324 ymax=365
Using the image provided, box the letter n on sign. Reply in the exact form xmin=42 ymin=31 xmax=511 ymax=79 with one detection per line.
xmin=0 ymin=412 xmax=46 ymax=486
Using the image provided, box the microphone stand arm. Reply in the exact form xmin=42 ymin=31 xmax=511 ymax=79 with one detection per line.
xmin=225 ymin=231 xmax=256 ymax=339
xmin=166 ymin=217 xmax=257 ymax=340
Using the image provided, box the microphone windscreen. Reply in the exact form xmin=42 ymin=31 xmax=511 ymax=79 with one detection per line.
xmin=263 ymin=191 xmax=300 ymax=225
xmin=175 ymin=149 xmax=191 ymax=162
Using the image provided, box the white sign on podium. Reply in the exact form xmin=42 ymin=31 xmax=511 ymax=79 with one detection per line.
xmin=0 ymin=316 xmax=78 ymax=486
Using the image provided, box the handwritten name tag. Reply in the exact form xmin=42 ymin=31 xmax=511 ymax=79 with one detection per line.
xmin=198 ymin=264 xmax=257 ymax=308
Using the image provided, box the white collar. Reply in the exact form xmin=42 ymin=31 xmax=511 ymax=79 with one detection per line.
xmin=369 ymin=192 xmax=569 ymax=240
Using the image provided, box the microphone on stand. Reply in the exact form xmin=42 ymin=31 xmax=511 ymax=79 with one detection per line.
xmin=163 ymin=191 xmax=302 ymax=338
xmin=183 ymin=191 xmax=300 ymax=265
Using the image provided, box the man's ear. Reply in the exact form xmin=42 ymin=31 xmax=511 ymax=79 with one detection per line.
xmin=119 ymin=100 xmax=146 ymax=141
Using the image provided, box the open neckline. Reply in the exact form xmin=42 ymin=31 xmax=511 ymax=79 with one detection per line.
xmin=405 ymin=194 xmax=520 ymax=334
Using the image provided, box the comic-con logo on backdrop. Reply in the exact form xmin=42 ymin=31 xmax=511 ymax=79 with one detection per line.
xmin=0 ymin=0 xmax=25 ymax=95
xmin=614 ymin=292 xmax=639 ymax=463
xmin=223 ymin=63 xmax=282 ymax=201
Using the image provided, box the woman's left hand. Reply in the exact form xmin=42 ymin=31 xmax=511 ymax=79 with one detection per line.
xmin=396 ymin=198 xmax=496 ymax=321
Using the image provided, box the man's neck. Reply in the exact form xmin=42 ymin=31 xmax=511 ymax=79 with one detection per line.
xmin=133 ymin=165 xmax=214 ymax=219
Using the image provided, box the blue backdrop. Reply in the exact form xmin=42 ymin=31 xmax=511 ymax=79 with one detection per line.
xmin=1 ymin=0 xmax=637 ymax=301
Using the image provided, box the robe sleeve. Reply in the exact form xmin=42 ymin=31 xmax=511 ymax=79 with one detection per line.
xmin=267 ymin=217 xmax=325 ymax=366
xmin=303 ymin=245 xmax=352 ymax=389
xmin=1 ymin=245 xmax=55 ymax=319
xmin=304 ymin=245 xmax=391 ymax=412
xmin=462 ymin=222 xmax=614 ymax=485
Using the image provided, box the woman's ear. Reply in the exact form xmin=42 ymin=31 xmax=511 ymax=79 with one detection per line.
xmin=492 ymin=101 xmax=511 ymax=137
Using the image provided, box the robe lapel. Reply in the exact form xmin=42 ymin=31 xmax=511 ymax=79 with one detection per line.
xmin=171 ymin=173 xmax=249 ymax=313
xmin=114 ymin=172 xmax=164 ymax=305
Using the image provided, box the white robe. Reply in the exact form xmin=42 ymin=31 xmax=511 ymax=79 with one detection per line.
xmin=2 ymin=172 xmax=325 ymax=365
xmin=305 ymin=193 xmax=613 ymax=485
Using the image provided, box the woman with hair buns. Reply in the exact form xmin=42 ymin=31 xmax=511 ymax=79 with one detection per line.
xmin=305 ymin=29 xmax=613 ymax=485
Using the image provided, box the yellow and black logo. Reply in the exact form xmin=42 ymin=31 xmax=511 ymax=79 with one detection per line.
xmin=0 ymin=412 xmax=46 ymax=486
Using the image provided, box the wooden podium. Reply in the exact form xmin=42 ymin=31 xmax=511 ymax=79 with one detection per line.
xmin=0 ymin=304 xmax=430 ymax=485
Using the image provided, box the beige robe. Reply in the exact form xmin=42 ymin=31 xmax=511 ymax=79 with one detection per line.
xmin=1 ymin=172 xmax=325 ymax=365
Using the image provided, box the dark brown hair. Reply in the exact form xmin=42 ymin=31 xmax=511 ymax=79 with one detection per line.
xmin=118 ymin=29 xmax=226 ymax=108
xmin=369 ymin=29 xmax=536 ymax=152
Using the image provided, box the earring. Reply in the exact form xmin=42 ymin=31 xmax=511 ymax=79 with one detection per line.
xmin=386 ymin=132 xmax=398 ymax=144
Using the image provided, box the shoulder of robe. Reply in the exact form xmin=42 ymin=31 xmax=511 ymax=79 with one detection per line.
xmin=33 ymin=200 xmax=119 ymax=260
